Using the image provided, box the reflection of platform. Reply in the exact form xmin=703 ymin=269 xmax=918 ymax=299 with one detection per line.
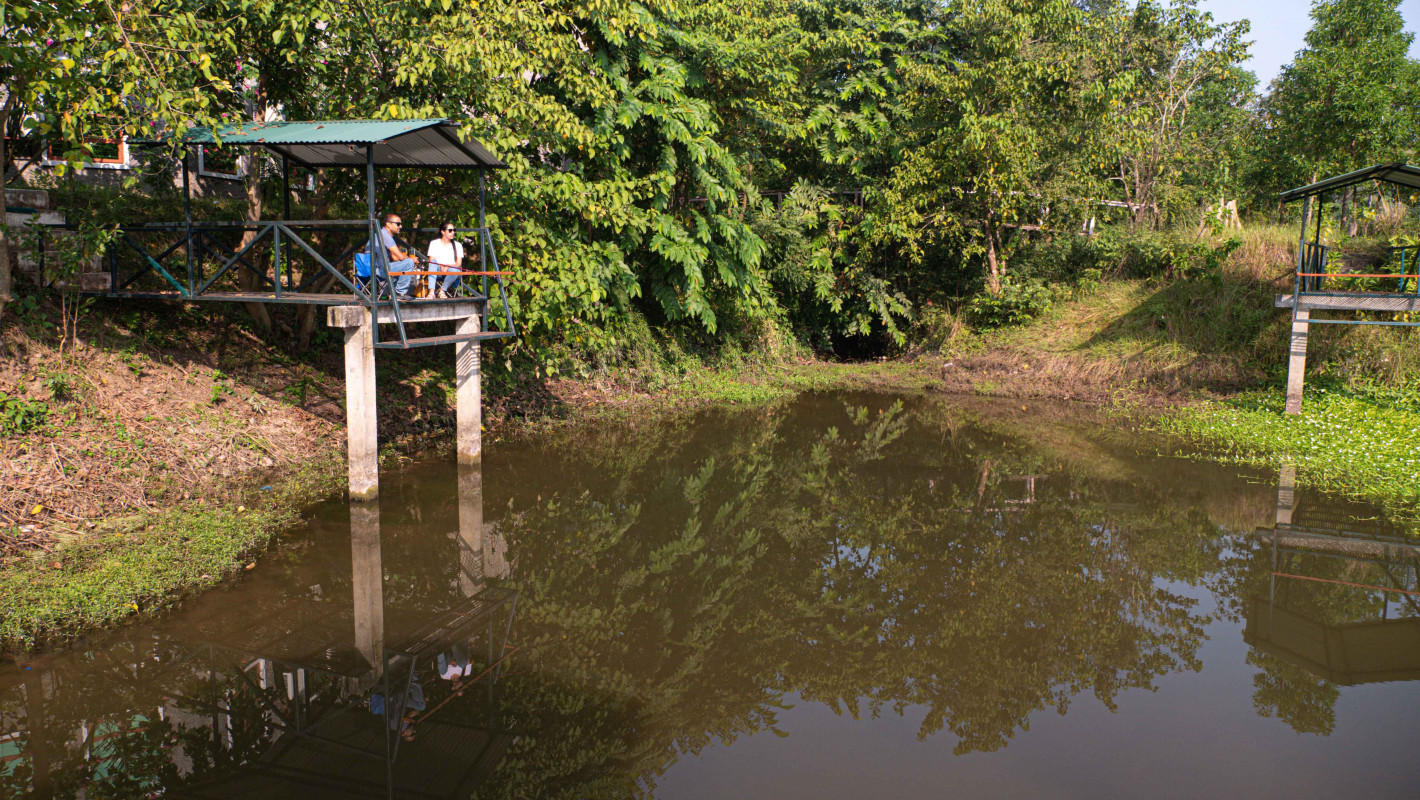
xmin=1259 ymin=524 xmax=1420 ymax=565
xmin=169 ymin=589 xmax=520 ymax=799
xmin=173 ymin=717 xmax=512 ymax=799
xmin=1244 ymin=596 xmax=1420 ymax=685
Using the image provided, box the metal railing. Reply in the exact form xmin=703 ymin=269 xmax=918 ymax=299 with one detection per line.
xmin=30 ymin=219 xmax=518 ymax=349
xmin=1290 ymin=242 xmax=1420 ymax=328
xmin=1294 ymin=243 xmax=1420 ymax=296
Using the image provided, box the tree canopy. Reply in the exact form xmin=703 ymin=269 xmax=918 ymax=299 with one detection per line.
xmin=6 ymin=0 xmax=1419 ymax=358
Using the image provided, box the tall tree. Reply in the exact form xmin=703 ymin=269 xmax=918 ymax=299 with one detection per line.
xmin=1 ymin=0 xmax=226 ymax=319
xmin=1091 ymin=0 xmax=1252 ymax=228
xmin=883 ymin=0 xmax=1098 ymax=296
xmin=1249 ymin=0 xmax=1420 ymax=201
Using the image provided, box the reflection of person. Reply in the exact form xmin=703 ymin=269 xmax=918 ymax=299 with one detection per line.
xmin=369 ymin=674 xmax=426 ymax=740
xmin=380 ymin=213 xmax=418 ymax=301
xmin=438 ymin=646 xmax=473 ymax=687
xmin=426 ymin=223 xmax=465 ymax=299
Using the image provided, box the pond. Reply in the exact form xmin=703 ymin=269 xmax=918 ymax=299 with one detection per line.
xmin=3 ymin=392 xmax=1419 ymax=798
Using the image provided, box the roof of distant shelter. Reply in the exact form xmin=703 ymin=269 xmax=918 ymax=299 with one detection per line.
xmin=1280 ymin=162 xmax=1420 ymax=203
xmin=138 ymin=118 xmax=505 ymax=169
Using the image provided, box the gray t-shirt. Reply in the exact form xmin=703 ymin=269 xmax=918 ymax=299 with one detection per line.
xmin=379 ymin=228 xmax=401 ymax=257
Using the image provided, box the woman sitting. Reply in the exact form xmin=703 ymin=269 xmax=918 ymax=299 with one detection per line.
xmin=426 ymin=223 xmax=465 ymax=299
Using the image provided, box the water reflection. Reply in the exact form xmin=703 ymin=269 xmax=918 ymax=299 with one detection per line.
xmin=2 ymin=395 xmax=1419 ymax=797
xmin=1240 ymin=468 xmax=1420 ymax=736
xmin=0 ymin=466 xmax=515 ymax=799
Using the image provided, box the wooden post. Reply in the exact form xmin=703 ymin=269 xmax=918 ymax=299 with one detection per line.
xmin=329 ymin=306 xmax=380 ymax=499
xmin=1284 ymin=308 xmax=1309 ymax=415
xmin=456 ymin=312 xmax=482 ymax=463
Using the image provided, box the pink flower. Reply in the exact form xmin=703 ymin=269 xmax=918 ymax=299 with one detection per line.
xmin=46 ymin=38 xmax=53 ymax=45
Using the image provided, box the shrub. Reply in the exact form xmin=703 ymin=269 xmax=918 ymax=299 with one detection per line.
xmin=1019 ymin=226 xmax=1241 ymax=283
xmin=965 ymin=280 xmax=1055 ymax=327
xmin=0 ymin=392 xmax=49 ymax=436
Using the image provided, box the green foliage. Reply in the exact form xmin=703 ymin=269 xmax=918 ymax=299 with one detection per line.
xmin=1088 ymin=0 xmax=1254 ymax=228
xmin=0 ymin=392 xmax=48 ymax=436
xmin=1248 ymin=0 xmax=1420 ymax=199
xmin=1159 ymin=383 xmax=1420 ymax=516
xmin=14 ymin=0 xmax=1412 ymax=362
xmin=964 ymin=280 xmax=1055 ymax=327
xmin=1025 ymin=226 xmax=1241 ymax=282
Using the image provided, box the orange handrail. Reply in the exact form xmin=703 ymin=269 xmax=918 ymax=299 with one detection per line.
xmin=385 ymin=270 xmax=514 ymax=277
xmin=1273 ymin=571 xmax=1420 ymax=597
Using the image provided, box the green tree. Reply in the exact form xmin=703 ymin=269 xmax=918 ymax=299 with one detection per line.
xmin=1249 ymin=0 xmax=1420 ymax=204
xmin=1 ymin=0 xmax=228 ymax=319
xmin=1090 ymin=0 xmax=1252 ymax=228
xmin=882 ymin=0 xmax=1098 ymax=296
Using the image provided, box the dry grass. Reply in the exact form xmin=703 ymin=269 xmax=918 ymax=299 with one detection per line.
xmin=0 ymin=319 xmax=339 ymax=554
xmin=935 ymin=223 xmax=1420 ymax=402
xmin=938 ymin=225 xmax=1298 ymax=401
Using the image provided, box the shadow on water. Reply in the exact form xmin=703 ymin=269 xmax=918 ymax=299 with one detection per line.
xmin=1 ymin=392 xmax=1418 ymax=797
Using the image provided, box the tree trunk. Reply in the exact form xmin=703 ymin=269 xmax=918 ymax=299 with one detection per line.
xmin=974 ymin=459 xmax=993 ymax=511
xmin=0 ymin=98 xmax=14 ymax=319
xmin=295 ymin=169 xmax=332 ymax=350
xmin=983 ymin=212 xmax=1004 ymax=296
xmin=235 ymin=88 xmax=273 ymax=330
xmin=1338 ymin=187 xmax=1349 ymax=239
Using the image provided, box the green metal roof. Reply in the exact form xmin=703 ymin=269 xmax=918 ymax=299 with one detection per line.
xmin=1280 ymin=162 xmax=1420 ymax=203
xmin=142 ymin=118 xmax=504 ymax=169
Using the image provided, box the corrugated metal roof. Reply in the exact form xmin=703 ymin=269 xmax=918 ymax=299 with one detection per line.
xmin=142 ymin=118 xmax=504 ymax=169
xmin=1280 ymin=162 xmax=1420 ymax=203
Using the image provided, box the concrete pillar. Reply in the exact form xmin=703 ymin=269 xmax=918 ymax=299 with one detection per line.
xmin=349 ymin=503 xmax=384 ymax=691
xmin=456 ymin=465 xmax=484 ymax=597
xmin=329 ymin=306 xmax=380 ymax=500
xmin=1284 ymin=309 xmax=1309 ymax=415
xmin=456 ymin=312 xmax=482 ymax=464
xmin=1276 ymin=465 xmax=1296 ymax=527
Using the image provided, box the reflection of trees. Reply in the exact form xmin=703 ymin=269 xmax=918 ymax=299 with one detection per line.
xmin=1218 ymin=469 xmax=1420 ymax=736
xmin=5 ymin=395 xmax=1411 ymax=797
xmin=484 ymin=396 xmax=1236 ymax=795
xmin=1246 ymin=649 xmax=1338 ymax=735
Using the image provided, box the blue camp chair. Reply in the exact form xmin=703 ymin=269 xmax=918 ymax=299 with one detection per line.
xmin=354 ymin=251 xmax=387 ymax=297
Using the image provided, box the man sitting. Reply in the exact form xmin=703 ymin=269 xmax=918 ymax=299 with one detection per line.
xmin=379 ymin=213 xmax=419 ymax=301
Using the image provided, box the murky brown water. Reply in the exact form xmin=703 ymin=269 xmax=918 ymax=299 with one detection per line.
xmin=3 ymin=392 xmax=1419 ymax=799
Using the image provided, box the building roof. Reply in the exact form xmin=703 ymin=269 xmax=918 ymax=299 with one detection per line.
xmin=141 ymin=118 xmax=505 ymax=169
xmin=1280 ymin=162 xmax=1420 ymax=203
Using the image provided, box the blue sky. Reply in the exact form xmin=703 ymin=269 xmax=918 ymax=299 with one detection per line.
xmin=1199 ymin=0 xmax=1420 ymax=89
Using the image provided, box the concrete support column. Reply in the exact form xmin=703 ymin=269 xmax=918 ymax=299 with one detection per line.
xmin=456 ymin=312 xmax=482 ymax=464
xmin=1284 ymin=308 xmax=1310 ymax=415
xmin=330 ymin=306 xmax=380 ymax=500
xmin=1276 ymin=465 xmax=1296 ymax=527
xmin=456 ymin=465 xmax=484 ymax=597
xmin=349 ymin=503 xmax=384 ymax=692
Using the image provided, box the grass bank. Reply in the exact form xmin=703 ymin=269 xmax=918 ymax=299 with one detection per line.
xmin=0 ymin=456 xmax=344 ymax=648
xmin=922 ymin=223 xmax=1420 ymax=521
xmin=1154 ymin=383 xmax=1420 ymax=523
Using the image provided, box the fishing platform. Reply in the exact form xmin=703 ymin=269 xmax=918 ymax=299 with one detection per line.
xmin=31 ymin=118 xmax=517 ymax=500
xmin=1277 ymin=163 xmax=1420 ymax=414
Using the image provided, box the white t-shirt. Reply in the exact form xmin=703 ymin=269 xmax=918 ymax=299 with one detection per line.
xmin=427 ymin=239 xmax=464 ymax=268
